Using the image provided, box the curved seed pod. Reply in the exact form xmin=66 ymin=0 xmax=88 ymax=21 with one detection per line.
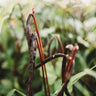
xmin=48 ymin=35 xmax=64 ymax=56
xmin=62 ymin=44 xmax=74 ymax=83
xmin=26 ymin=9 xmax=50 ymax=96
xmin=61 ymin=44 xmax=73 ymax=96
xmin=61 ymin=44 xmax=78 ymax=96
xmin=63 ymin=43 xmax=79 ymax=83
xmin=32 ymin=9 xmax=51 ymax=96
xmin=48 ymin=35 xmax=64 ymax=68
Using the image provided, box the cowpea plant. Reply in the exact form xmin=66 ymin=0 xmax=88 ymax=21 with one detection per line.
xmin=24 ymin=9 xmax=79 ymax=96
xmin=6 ymin=5 xmax=79 ymax=95
xmin=7 ymin=4 xmax=95 ymax=96
xmin=1 ymin=3 xmax=96 ymax=96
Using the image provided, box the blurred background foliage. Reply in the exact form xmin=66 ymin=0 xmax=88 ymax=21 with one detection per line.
xmin=0 ymin=0 xmax=96 ymax=96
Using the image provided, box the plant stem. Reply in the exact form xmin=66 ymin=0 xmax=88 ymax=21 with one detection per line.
xmin=27 ymin=34 xmax=36 ymax=96
xmin=63 ymin=44 xmax=79 ymax=83
xmin=36 ymin=37 xmax=47 ymax=96
xmin=31 ymin=9 xmax=50 ymax=96
xmin=65 ymin=87 xmax=71 ymax=96
xmin=48 ymin=35 xmax=64 ymax=56
xmin=57 ymin=79 xmax=69 ymax=96
xmin=35 ymin=53 xmax=68 ymax=69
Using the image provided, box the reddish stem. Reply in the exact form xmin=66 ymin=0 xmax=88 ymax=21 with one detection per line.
xmin=31 ymin=9 xmax=50 ymax=96
xmin=36 ymin=37 xmax=47 ymax=96
xmin=26 ymin=13 xmax=48 ymax=96
xmin=63 ymin=43 xmax=79 ymax=83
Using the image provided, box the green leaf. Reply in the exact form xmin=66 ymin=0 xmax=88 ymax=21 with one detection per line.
xmin=45 ymin=62 xmax=57 ymax=85
xmin=68 ymin=65 xmax=96 ymax=89
xmin=54 ymin=79 xmax=62 ymax=92
xmin=75 ymin=53 xmax=87 ymax=70
xmin=55 ymin=58 xmax=62 ymax=77
xmin=75 ymin=82 xmax=91 ymax=96
xmin=7 ymin=89 xmax=26 ymax=96
xmin=34 ymin=90 xmax=44 ymax=96
xmin=0 ymin=15 xmax=9 ymax=33
xmin=7 ymin=89 xmax=16 ymax=96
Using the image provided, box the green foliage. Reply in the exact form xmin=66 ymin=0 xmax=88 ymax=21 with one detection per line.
xmin=7 ymin=89 xmax=26 ymax=96
xmin=0 ymin=0 xmax=96 ymax=96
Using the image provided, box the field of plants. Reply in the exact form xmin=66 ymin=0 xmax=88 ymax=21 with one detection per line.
xmin=0 ymin=0 xmax=96 ymax=96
